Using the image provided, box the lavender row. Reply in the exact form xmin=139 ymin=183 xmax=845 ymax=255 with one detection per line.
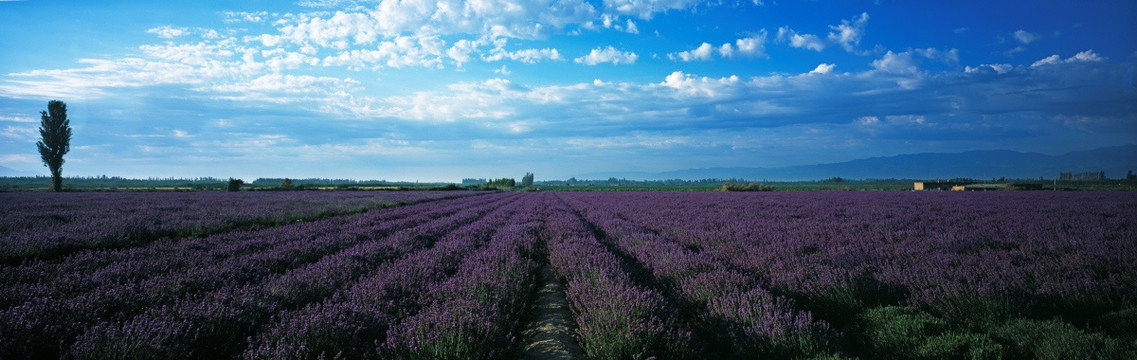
xmin=1 ymin=223 xmax=380 ymax=356
xmin=560 ymin=191 xmax=1137 ymax=332
xmin=0 ymin=191 xmax=464 ymax=236
xmin=381 ymin=198 xmax=545 ymax=359
xmin=65 ymin=192 xmax=523 ymax=359
xmin=1 ymin=191 xmax=516 ymax=324
xmin=0 ymin=190 xmax=476 ymax=264
xmin=569 ymin=191 xmax=923 ymax=318
xmin=243 ymin=193 xmax=538 ymax=359
xmin=559 ymin=193 xmax=837 ymax=358
xmin=0 ymin=192 xmax=520 ymax=358
xmin=0 ymin=191 xmax=498 ymax=310
xmin=541 ymin=195 xmax=700 ymax=360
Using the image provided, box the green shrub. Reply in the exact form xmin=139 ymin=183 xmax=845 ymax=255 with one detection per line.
xmin=804 ymin=353 xmax=859 ymax=360
xmin=1095 ymin=307 xmax=1137 ymax=341
xmin=854 ymin=306 xmax=947 ymax=359
xmin=992 ymin=318 xmax=1128 ymax=360
xmin=916 ymin=332 xmax=1004 ymax=360
xmin=929 ymin=295 xmax=1016 ymax=329
xmin=811 ymin=288 xmax=870 ymax=328
xmin=853 ymin=306 xmax=1004 ymax=360
xmin=813 ymin=277 xmax=907 ymax=328
xmin=721 ymin=182 xmax=774 ymax=191
xmin=227 ymin=178 xmax=243 ymax=192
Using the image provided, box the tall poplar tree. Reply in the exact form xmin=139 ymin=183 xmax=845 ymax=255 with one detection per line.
xmin=37 ymin=100 xmax=72 ymax=192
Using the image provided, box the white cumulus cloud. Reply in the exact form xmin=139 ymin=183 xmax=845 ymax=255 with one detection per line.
xmin=828 ymin=12 xmax=869 ymax=52
xmin=624 ymin=19 xmax=639 ymax=34
xmin=222 ymin=11 xmax=269 ymax=23
xmin=147 ymin=26 xmax=189 ymax=39
xmin=447 ymin=39 xmax=479 ymax=66
xmin=729 ymin=32 xmax=768 ymax=58
xmin=777 ymin=27 xmax=825 ymax=51
xmin=809 ymin=63 xmax=835 ymax=74
xmin=486 ymin=47 xmax=564 ymax=63
xmin=914 ymin=47 xmax=959 ymax=64
xmin=1031 ymin=54 xmax=1062 ymax=68
xmin=858 ymin=116 xmax=880 ymax=125
xmin=672 ymin=31 xmax=768 ymax=61
xmin=672 ymin=42 xmax=715 ymax=61
xmin=660 ymin=71 xmax=740 ymax=98
xmin=1013 ymin=30 xmax=1040 ymax=44
xmin=872 ymin=51 xmax=918 ymax=74
xmin=1031 ymin=50 xmax=1104 ymax=68
xmin=1069 ymin=49 xmax=1104 ymax=62
xmin=777 ymin=13 xmax=869 ymax=53
xmin=964 ymin=63 xmax=1013 ymax=74
xmin=603 ymin=0 xmax=703 ymax=19
xmin=574 ymin=46 xmax=638 ymax=65
xmin=321 ymin=35 xmax=447 ymax=69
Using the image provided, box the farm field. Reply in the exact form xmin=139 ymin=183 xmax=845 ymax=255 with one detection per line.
xmin=1 ymin=191 xmax=1135 ymax=359
xmin=0 ymin=191 xmax=478 ymax=265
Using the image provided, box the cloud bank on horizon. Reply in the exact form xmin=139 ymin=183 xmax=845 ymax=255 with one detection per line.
xmin=0 ymin=0 xmax=1134 ymax=181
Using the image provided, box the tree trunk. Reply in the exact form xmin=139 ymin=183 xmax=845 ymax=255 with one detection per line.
xmin=51 ymin=168 xmax=62 ymax=192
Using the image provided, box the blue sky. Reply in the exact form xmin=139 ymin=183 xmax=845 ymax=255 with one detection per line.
xmin=1 ymin=0 xmax=1135 ymax=182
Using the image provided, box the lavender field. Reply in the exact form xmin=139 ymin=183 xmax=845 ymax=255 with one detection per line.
xmin=1 ymin=191 xmax=1135 ymax=359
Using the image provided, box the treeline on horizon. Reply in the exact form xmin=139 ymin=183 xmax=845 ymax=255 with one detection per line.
xmin=0 ymin=176 xmax=406 ymax=191
xmin=3 ymin=173 xmax=1136 ymax=192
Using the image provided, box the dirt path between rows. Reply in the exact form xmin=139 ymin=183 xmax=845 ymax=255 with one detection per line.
xmin=518 ymin=265 xmax=585 ymax=360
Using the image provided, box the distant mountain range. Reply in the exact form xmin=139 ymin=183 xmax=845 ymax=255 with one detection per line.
xmin=577 ymin=144 xmax=1137 ymax=181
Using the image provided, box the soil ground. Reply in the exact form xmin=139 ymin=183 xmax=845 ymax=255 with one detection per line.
xmin=518 ymin=265 xmax=585 ymax=360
